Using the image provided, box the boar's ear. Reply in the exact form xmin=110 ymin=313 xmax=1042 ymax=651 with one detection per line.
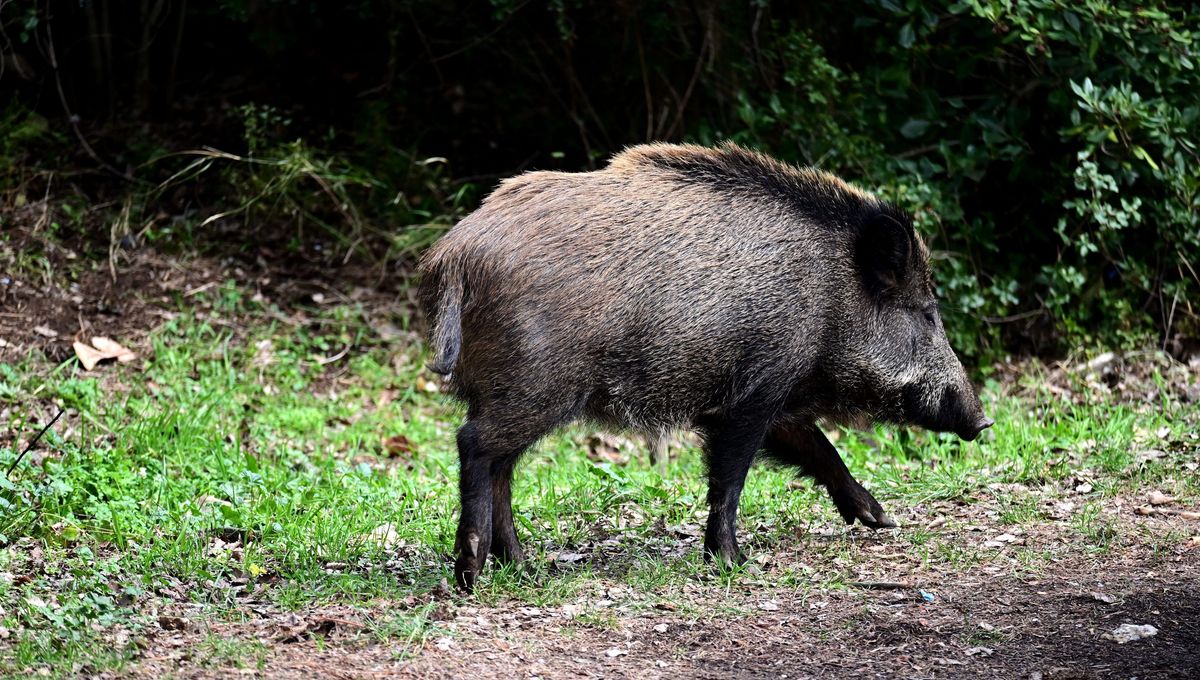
xmin=856 ymin=212 xmax=911 ymax=294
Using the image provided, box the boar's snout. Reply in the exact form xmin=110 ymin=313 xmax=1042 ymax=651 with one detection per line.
xmin=903 ymin=383 xmax=993 ymax=441
xmin=945 ymin=387 xmax=993 ymax=441
xmin=958 ymin=414 xmax=995 ymax=442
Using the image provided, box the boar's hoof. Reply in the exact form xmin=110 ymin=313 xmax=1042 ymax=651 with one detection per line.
xmin=703 ymin=545 xmax=747 ymax=570
xmin=868 ymin=510 xmax=899 ymax=529
xmin=454 ymin=557 xmax=479 ymax=592
xmin=831 ymin=483 xmax=898 ymax=530
xmin=454 ymin=531 xmax=487 ymax=592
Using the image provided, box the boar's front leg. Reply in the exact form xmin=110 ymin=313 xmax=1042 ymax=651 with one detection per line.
xmin=764 ymin=422 xmax=897 ymax=529
xmin=700 ymin=414 xmax=772 ymax=567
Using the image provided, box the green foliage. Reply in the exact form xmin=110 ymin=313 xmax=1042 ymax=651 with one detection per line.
xmin=0 ymin=104 xmax=52 ymax=169
xmin=122 ymin=102 xmax=474 ymax=265
xmin=725 ymin=1 xmax=1199 ymax=354
xmin=0 ymin=99 xmax=64 ymax=199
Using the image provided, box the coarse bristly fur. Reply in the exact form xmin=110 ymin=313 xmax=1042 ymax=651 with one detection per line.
xmin=417 ymin=141 xmax=992 ymax=591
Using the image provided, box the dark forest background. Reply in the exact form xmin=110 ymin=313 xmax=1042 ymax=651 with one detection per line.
xmin=2 ymin=0 xmax=1198 ymax=359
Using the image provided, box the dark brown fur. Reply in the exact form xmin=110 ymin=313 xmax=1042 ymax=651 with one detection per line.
xmin=418 ymin=142 xmax=991 ymax=590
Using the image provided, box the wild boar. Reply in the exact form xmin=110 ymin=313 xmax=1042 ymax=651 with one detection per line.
xmin=418 ymin=142 xmax=992 ymax=590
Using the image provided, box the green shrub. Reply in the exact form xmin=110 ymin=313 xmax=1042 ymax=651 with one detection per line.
xmin=726 ymin=1 xmax=1199 ymax=355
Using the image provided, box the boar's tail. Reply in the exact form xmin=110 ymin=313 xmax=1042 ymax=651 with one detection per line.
xmin=425 ymin=263 xmax=464 ymax=376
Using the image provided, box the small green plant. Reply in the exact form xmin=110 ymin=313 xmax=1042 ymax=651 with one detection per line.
xmin=1073 ymin=502 xmax=1119 ymax=553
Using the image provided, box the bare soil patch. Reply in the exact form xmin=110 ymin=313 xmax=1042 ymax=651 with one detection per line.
xmin=0 ymin=219 xmax=419 ymax=453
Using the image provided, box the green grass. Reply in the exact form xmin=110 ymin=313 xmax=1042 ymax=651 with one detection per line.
xmin=0 ymin=284 xmax=1197 ymax=677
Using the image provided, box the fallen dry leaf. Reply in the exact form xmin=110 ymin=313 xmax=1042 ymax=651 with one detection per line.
xmin=376 ymin=388 xmax=400 ymax=409
xmin=1135 ymin=449 xmax=1167 ymax=464
xmin=586 ymin=432 xmax=631 ymax=465
xmin=33 ymin=325 xmax=58 ymax=338
xmin=72 ymin=342 xmax=107 ymax=371
xmin=984 ymin=532 xmax=1021 ymax=548
xmin=381 ymin=434 xmax=415 ymax=458
xmin=274 ymin=614 xmax=311 ymax=643
xmin=91 ymin=336 xmax=137 ymax=362
xmin=1148 ymin=491 xmax=1172 ymax=506
xmin=73 ymin=336 xmax=137 ymax=370
xmin=1108 ymin=623 xmax=1158 ymax=644
xmin=253 ymin=339 xmax=273 ymax=367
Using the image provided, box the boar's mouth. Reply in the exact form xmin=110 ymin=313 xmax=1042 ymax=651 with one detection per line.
xmin=956 ymin=415 xmax=995 ymax=442
xmin=902 ymin=384 xmax=993 ymax=441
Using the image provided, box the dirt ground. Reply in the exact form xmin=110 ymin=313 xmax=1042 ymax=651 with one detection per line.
xmin=0 ymin=219 xmax=417 ymax=374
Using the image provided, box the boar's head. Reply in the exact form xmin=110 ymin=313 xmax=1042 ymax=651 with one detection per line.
xmin=837 ymin=207 xmax=993 ymax=441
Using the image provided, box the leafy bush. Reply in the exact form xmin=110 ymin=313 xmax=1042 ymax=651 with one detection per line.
xmin=726 ymin=1 xmax=1199 ymax=355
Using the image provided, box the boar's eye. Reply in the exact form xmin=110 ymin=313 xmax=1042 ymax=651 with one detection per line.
xmin=922 ymin=309 xmax=936 ymax=327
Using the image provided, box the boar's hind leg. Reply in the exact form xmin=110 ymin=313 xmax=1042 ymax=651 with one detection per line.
xmin=764 ymin=423 xmax=897 ymax=529
xmin=453 ymin=416 xmax=548 ymax=591
xmin=453 ymin=421 xmax=494 ymax=592
xmin=699 ymin=414 xmax=772 ymax=567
